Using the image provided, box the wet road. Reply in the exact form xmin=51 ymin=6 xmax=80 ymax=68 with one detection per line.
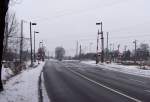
xmin=43 ymin=60 xmax=150 ymax=102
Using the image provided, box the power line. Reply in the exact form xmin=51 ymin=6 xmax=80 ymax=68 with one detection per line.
xmin=78 ymin=34 xmax=150 ymax=41
xmin=34 ymin=0 xmax=129 ymax=22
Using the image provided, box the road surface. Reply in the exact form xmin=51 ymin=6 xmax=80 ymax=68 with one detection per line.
xmin=43 ymin=60 xmax=150 ymax=102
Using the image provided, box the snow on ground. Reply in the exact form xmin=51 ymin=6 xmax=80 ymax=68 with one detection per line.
xmin=0 ymin=61 xmax=45 ymax=102
xmin=2 ymin=65 xmax=14 ymax=82
xmin=82 ymin=60 xmax=150 ymax=78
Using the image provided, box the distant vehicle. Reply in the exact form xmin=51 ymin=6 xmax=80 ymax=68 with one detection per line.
xmin=55 ymin=47 xmax=65 ymax=61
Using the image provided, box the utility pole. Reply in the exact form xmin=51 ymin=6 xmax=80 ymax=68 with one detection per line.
xmin=20 ymin=20 xmax=23 ymax=64
xmin=107 ymin=32 xmax=109 ymax=51
xmin=96 ymin=29 xmax=100 ymax=64
xmin=109 ymin=43 xmax=112 ymax=63
xmin=101 ymin=22 xmax=104 ymax=63
xmin=29 ymin=22 xmax=37 ymax=66
xmin=76 ymin=41 xmax=79 ymax=56
xmin=34 ymin=31 xmax=36 ymax=62
xmin=79 ymin=45 xmax=82 ymax=56
xmin=133 ymin=40 xmax=137 ymax=64
xmin=29 ymin=22 xmax=33 ymax=66
xmin=34 ymin=31 xmax=39 ymax=62
xmin=112 ymin=43 xmax=115 ymax=62
xmin=40 ymin=40 xmax=45 ymax=61
xmin=106 ymin=32 xmax=109 ymax=61
xmin=96 ymin=22 xmax=104 ymax=63
xmin=117 ymin=44 xmax=120 ymax=62
xmin=79 ymin=45 xmax=82 ymax=61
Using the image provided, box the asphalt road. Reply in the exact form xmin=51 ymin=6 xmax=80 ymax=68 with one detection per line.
xmin=43 ymin=60 xmax=150 ymax=102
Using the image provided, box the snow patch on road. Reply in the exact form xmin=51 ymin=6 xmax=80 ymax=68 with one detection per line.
xmin=0 ymin=62 xmax=45 ymax=102
xmin=82 ymin=60 xmax=150 ymax=78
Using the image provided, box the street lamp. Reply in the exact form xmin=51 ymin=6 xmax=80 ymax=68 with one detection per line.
xmin=30 ymin=22 xmax=37 ymax=66
xmin=32 ymin=23 xmax=37 ymax=25
xmin=96 ymin=21 xmax=104 ymax=63
xmin=39 ymin=41 xmax=43 ymax=48
xmin=34 ymin=31 xmax=39 ymax=62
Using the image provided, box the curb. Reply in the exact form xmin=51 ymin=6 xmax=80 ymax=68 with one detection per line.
xmin=38 ymin=71 xmax=43 ymax=102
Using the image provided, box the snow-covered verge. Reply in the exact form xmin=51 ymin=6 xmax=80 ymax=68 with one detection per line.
xmin=2 ymin=65 xmax=14 ymax=83
xmin=82 ymin=60 xmax=150 ymax=78
xmin=2 ymin=61 xmax=39 ymax=83
xmin=0 ymin=61 xmax=45 ymax=102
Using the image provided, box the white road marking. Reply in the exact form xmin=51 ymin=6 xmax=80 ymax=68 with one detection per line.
xmin=129 ymin=79 xmax=145 ymax=84
xmin=145 ymin=90 xmax=150 ymax=93
xmin=68 ymin=69 xmax=142 ymax=102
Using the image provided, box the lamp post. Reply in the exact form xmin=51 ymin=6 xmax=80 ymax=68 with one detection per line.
xmin=30 ymin=22 xmax=37 ymax=66
xmin=96 ymin=22 xmax=104 ymax=63
xmin=39 ymin=41 xmax=43 ymax=48
xmin=34 ymin=31 xmax=39 ymax=62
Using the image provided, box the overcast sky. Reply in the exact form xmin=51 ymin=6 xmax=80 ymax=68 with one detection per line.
xmin=11 ymin=0 xmax=150 ymax=56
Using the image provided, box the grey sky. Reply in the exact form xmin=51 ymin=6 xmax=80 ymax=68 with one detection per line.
xmin=11 ymin=0 xmax=150 ymax=56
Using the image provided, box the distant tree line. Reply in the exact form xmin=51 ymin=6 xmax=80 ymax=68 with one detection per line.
xmin=74 ymin=43 xmax=150 ymax=64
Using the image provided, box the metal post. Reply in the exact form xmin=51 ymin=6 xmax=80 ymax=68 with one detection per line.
xmin=106 ymin=32 xmax=109 ymax=61
xmin=33 ymin=31 xmax=39 ymax=62
xmin=100 ymin=22 xmax=104 ymax=63
xmin=30 ymin=22 xmax=33 ymax=66
xmin=76 ymin=41 xmax=79 ymax=56
xmin=79 ymin=45 xmax=82 ymax=61
xmin=34 ymin=31 xmax=36 ymax=62
xmin=96 ymin=22 xmax=104 ymax=63
xmin=20 ymin=20 xmax=23 ymax=64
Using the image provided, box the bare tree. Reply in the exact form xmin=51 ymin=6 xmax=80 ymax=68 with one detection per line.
xmin=3 ymin=11 xmax=19 ymax=60
xmin=0 ymin=0 xmax=10 ymax=91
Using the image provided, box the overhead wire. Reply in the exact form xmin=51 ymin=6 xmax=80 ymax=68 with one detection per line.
xmin=33 ymin=0 xmax=129 ymax=22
